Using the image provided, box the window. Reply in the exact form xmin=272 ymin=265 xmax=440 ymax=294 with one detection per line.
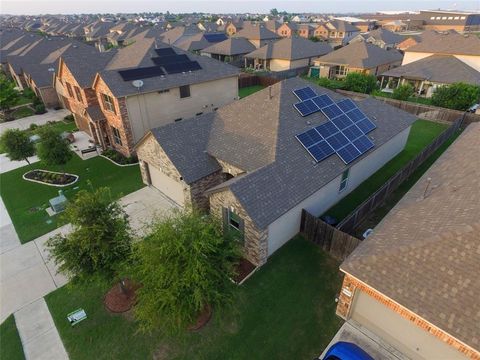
xmin=179 ymin=85 xmax=191 ymax=98
xmin=460 ymin=16 xmax=466 ymax=20
xmin=65 ymin=82 xmax=74 ymax=97
xmin=102 ymin=93 xmax=116 ymax=113
xmin=442 ymin=17 xmax=447 ymax=20
xmin=111 ymin=126 xmax=122 ymax=145
xmin=339 ymin=169 xmax=349 ymax=192
xmin=74 ymin=86 xmax=83 ymax=102
xmin=335 ymin=65 xmax=348 ymax=76
xmin=223 ymin=207 xmax=244 ymax=241
xmin=454 ymin=16 xmax=460 ymax=20
xmin=448 ymin=17 xmax=453 ymax=20
xmin=430 ymin=16 xmax=435 ymax=20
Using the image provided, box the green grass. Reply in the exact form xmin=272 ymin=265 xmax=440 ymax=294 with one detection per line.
xmin=239 ymin=85 xmax=266 ymax=99
xmin=0 ymin=154 xmax=143 ymax=243
xmin=15 ymin=95 xmax=34 ymax=106
xmin=0 ymin=315 xmax=25 ymax=360
xmin=326 ymin=120 xmax=448 ymax=221
xmin=372 ymin=90 xmax=433 ymax=106
xmin=46 ymin=236 xmax=343 ymax=360
xmin=12 ymin=106 xmax=34 ymax=119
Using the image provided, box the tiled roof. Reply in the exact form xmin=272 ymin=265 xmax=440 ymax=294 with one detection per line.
xmin=341 ymin=123 xmax=480 ymax=352
xmin=315 ymin=41 xmax=403 ymax=69
xmin=382 ymin=55 xmax=480 ymax=85
xmin=245 ymin=37 xmax=332 ymax=61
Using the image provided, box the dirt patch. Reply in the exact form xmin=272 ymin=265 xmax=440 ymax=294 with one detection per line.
xmin=233 ymin=258 xmax=256 ymax=284
xmin=187 ymin=305 xmax=212 ymax=331
xmin=104 ymin=279 xmax=139 ymax=313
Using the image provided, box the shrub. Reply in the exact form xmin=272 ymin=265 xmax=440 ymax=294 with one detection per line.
xmin=63 ymin=114 xmax=74 ymax=122
xmin=344 ymin=72 xmax=378 ymax=94
xmin=29 ymin=123 xmax=39 ymax=131
xmin=431 ymin=82 xmax=480 ymax=111
xmin=307 ymin=76 xmax=345 ymax=90
xmin=22 ymin=88 xmax=35 ymax=99
xmin=102 ymin=149 xmax=138 ymax=165
xmin=32 ymin=96 xmax=42 ymax=106
xmin=34 ymin=104 xmax=46 ymax=114
xmin=392 ymin=84 xmax=414 ymax=101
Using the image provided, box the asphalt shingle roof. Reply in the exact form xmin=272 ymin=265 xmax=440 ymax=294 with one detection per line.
xmin=245 ymin=37 xmax=332 ymax=60
xmin=232 ymin=25 xmax=279 ymax=41
xmin=363 ymin=28 xmax=404 ymax=45
xmin=201 ymin=37 xmax=256 ymax=56
xmin=406 ymin=30 xmax=480 ymax=56
xmin=341 ymin=123 xmax=480 ymax=353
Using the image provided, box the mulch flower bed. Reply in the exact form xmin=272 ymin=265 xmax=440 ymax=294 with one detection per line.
xmin=233 ymin=257 xmax=256 ymax=284
xmin=24 ymin=169 xmax=77 ymax=186
xmin=187 ymin=304 xmax=212 ymax=331
xmin=104 ymin=279 xmax=140 ymax=313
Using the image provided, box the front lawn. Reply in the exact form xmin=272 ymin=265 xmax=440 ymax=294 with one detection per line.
xmin=0 ymin=154 xmax=143 ymax=243
xmin=12 ymin=106 xmax=35 ymax=119
xmin=46 ymin=236 xmax=343 ymax=360
xmin=0 ymin=315 xmax=25 ymax=360
xmin=239 ymin=85 xmax=266 ymax=99
xmin=325 ymin=120 xmax=449 ymax=221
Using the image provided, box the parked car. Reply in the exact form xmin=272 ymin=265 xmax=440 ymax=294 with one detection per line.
xmin=323 ymin=341 xmax=375 ymax=360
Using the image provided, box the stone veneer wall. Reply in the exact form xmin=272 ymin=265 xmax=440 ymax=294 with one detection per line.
xmin=186 ymin=170 xmax=223 ymax=211
xmin=337 ymin=274 xmax=480 ymax=360
xmin=209 ymin=189 xmax=268 ymax=266
xmin=216 ymin=158 xmax=246 ymax=176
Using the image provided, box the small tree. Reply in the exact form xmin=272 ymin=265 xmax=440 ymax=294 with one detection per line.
xmin=0 ymin=75 xmax=20 ymax=120
xmin=431 ymin=82 xmax=480 ymax=111
xmin=270 ymin=8 xmax=279 ymax=16
xmin=131 ymin=209 xmax=241 ymax=333
xmin=392 ymin=84 xmax=414 ymax=101
xmin=36 ymin=128 xmax=72 ymax=173
xmin=0 ymin=129 xmax=35 ymax=165
xmin=344 ymin=72 xmax=378 ymax=94
xmin=47 ymin=187 xmax=133 ymax=282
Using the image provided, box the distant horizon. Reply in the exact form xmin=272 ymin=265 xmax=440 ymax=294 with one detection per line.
xmin=2 ymin=0 xmax=480 ymax=16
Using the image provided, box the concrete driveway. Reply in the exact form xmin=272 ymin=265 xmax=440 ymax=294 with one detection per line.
xmin=0 ymin=109 xmax=70 ymax=135
xmin=0 ymin=186 xmax=177 ymax=322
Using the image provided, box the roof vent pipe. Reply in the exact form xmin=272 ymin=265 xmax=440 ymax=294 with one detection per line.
xmin=269 ymin=86 xmax=272 ymax=99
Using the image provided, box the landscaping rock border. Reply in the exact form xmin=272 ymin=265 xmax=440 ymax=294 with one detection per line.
xmin=23 ymin=169 xmax=79 ymax=187
xmin=100 ymin=154 xmax=139 ymax=167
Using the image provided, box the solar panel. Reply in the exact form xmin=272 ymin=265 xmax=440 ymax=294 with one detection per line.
xmin=331 ymin=114 xmax=353 ymax=130
xmin=294 ymin=102 xmax=315 ymax=117
xmin=336 ymin=99 xmax=357 ymax=113
xmin=296 ymin=128 xmax=323 ymax=148
xmin=312 ymin=94 xmax=334 ymax=109
xmin=325 ymin=131 xmax=349 ymax=151
xmin=155 ymin=48 xmax=177 ymax=56
xmin=322 ymin=104 xmax=343 ymax=120
xmin=308 ymin=141 xmax=335 ymax=162
xmin=342 ymin=124 xmax=363 ymax=142
xmin=162 ymin=61 xmax=202 ymax=74
xmin=353 ymin=135 xmax=375 ymax=153
xmin=118 ymin=66 xmax=165 ymax=81
xmin=293 ymin=87 xmax=317 ymax=101
xmin=204 ymin=33 xmax=228 ymax=42
xmin=356 ymin=118 xmax=377 ymax=134
xmin=152 ymin=54 xmax=190 ymax=65
xmin=315 ymin=121 xmax=338 ymax=139
xmin=337 ymin=143 xmax=362 ymax=164
xmin=346 ymin=108 xmax=366 ymax=122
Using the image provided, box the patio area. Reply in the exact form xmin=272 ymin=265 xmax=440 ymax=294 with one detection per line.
xmin=69 ymin=131 xmax=100 ymax=160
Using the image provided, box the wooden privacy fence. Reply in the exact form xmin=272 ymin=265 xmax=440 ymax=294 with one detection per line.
xmin=336 ymin=89 xmax=480 ymax=126
xmin=336 ymin=118 xmax=462 ymax=234
xmin=300 ymin=209 xmax=361 ymax=261
xmin=238 ymin=74 xmax=279 ymax=89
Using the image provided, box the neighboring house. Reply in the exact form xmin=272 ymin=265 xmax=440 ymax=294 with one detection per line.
xmin=349 ymin=28 xmax=405 ymax=49
xmin=136 ymin=77 xmax=416 ymax=266
xmin=232 ymin=24 xmax=280 ymax=48
xmin=244 ymin=37 xmax=332 ymax=71
xmin=0 ymin=29 xmax=41 ymax=69
xmin=277 ymin=22 xmax=298 ymax=38
xmin=200 ymin=38 xmax=256 ymax=66
xmin=382 ymin=20 xmax=408 ymax=32
xmin=264 ymin=20 xmax=281 ymax=33
xmin=419 ymin=9 xmax=480 ymax=32
xmin=312 ymin=42 xmax=403 ymax=79
xmin=159 ymin=26 xmax=227 ymax=53
xmin=336 ymin=122 xmax=480 ymax=360
xmin=90 ymin=38 xmax=239 ymax=156
xmin=291 ymin=15 xmax=309 ymax=23
xmin=380 ymin=55 xmax=480 ymax=97
xmin=333 ymin=16 xmax=376 ymax=32
xmin=225 ymin=20 xmax=244 ymax=36
xmin=314 ymin=20 xmax=361 ymax=45
xmin=396 ymin=34 xmax=422 ymax=51
xmin=296 ymin=24 xmax=316 ymax=39
xmin=402 ymin=30 xmax=480 ymax=72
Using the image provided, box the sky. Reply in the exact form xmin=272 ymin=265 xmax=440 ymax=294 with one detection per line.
xmin=2 ymin=0 xmax=479 ymax=15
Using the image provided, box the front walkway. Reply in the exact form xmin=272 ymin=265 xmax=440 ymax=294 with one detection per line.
xmin=0 ymin=153 xmax=39 ymax=174
xmin=0 ymin=108 xmax=70 ymax=135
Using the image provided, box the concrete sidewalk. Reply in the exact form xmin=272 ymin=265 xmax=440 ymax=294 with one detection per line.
xmin=0 ymin=109 xmax=70 ymax=135
xmin=15 ymin=298 xmax=68 ymax=360
xmin=0 ymin=196 xmax=20 ymax=254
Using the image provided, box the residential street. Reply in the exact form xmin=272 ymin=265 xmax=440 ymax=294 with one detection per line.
xmin=0 ymin=108 xmax=69 ymax=135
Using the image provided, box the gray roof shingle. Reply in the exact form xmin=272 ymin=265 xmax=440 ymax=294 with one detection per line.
xmin=201 ymin=37 xmax=256 ymax=56
xmin=245 ymin=37 xmax=332 ymax=61
xmin=406 ymin=30 xmax=480 ymax=56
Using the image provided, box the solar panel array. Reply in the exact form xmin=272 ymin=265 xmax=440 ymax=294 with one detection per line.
xmin=293 ymin=87 xmax=377 ymax=165
xmin=118 ymin=47 xmax=203 ymax=81
xmin=204 ymin=33 xmax=228 ymax=43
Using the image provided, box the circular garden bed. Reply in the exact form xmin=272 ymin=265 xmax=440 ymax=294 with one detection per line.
xmin=104 ymin=279 xmax=139 ymax=313
xmin=23 ymin=169 xmax=78 ymax=187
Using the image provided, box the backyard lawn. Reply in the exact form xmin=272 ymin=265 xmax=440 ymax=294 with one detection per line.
xmin=46 ymin=236 xmax=343 ymax=360
xmin=325 ymin=120 xmax=449 ymax=221
xmin=239 ymin=85 xmax=266 ymax=99
xmin=0 ymin=315 xmax=25 ymax=360
xmin=0 ymin=154 xmax=143 ymax=243
xmin=12 ymin=106 xmax=35 ymax=119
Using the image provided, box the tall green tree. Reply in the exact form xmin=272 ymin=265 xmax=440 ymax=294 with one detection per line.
xmin=0 ymin=129 xmax=35 ymax=164
xmin=431 ymin=82 xmax=480 ymax=111
xmin=0 ymin=75 xmax=20 ymax=120
xmin=47 ymin=187 xmax=133 ymax=282
xmin=270 ymin=8 xmax=279 ymax=16
xmin=131 ymin=209 xmax=241 ymax=333
xmin=344 ymin=72 xmax=378 ymax=94
xmin=36 ymin=128 xmax=72 ymax=173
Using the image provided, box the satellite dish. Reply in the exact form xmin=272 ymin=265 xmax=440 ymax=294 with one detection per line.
xmin=132 ymin=80 xmax=144 ymax=89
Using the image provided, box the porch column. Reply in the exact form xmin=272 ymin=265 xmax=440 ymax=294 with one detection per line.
xmin=244 ymin=57 xmax=247 ymax=68
xmin=380 ymin=76 xmax=385 ymax=89
xmin=418 ymin=80 xmax=425 ymax=96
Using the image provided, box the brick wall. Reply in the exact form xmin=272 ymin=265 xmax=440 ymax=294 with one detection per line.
xmin=337 ymin=274 xmax=480 ymax=360
xmin=209 ymin=188 xmax=268 ymax=266
xmin=216 ymin=158 xmax=246 ymax=176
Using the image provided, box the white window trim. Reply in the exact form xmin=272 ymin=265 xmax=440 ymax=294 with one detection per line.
xmin=339 ymin=169 xmax=350 ymax=192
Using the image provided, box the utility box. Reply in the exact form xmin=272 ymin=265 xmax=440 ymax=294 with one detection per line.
xmin=49 ymin=190 xmax=67 ymax=213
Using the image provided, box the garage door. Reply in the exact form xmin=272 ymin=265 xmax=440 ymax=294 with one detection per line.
xmin=148 ymin=164 xmax=185 ymax=206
